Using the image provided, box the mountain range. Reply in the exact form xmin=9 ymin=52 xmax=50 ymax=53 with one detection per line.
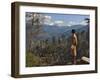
xmin=26 ymin=24 xmax=88 ymax=40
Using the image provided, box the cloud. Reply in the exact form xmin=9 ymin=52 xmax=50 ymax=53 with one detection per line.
xmin=43 ymin=16 xmax=66 ymax=27
xmin=66 ymin=21 xmax=88 ymax=26
xmin=44 ymin=15 xmax=52 ymax=20
xmin=79 ymin=21 xmax=88 ymax=25
xmin=43 ymin=15 xmax=54 ymax=25
xmin=54 ymin=20 xmax=65 ymax=27
xmin=53 ymin=20 xmax=87 ymax=27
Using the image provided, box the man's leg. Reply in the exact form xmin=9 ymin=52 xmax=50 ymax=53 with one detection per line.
xmin=71 ymin=45 xmax=77 ymax=64
xmin=73 ymin=47 xmax=77 ymax=64
xmin=73 ymin=56 xmax=76 ymax=64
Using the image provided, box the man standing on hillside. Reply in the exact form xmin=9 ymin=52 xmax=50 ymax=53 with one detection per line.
xmin=71 ymin=29 xmax=78 ymax=64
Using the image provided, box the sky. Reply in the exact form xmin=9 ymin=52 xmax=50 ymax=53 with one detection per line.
xmin=42 ymin=13 xmax=89 ymax=27
xmin=26 ymin=12 xmax=90 ymax=27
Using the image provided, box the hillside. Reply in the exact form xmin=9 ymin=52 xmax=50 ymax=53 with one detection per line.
xmin=26 ymin=24 xmax=89 ymax=67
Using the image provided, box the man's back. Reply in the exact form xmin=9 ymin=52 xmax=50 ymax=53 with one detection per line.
xmin=72 ymin=34 xmax=78 ymax=46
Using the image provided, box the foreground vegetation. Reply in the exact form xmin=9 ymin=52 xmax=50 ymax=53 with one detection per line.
xmin=26 ymin=28 xmax=89 ymax=67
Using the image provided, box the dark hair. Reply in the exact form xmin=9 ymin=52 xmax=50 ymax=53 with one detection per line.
xmin=72 ymin=29 xmax=75 ymax=33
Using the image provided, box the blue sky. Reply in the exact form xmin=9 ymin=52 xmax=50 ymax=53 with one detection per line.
xmin=42 ymin=13 xmax=90 ymax=26
xmin=45 ymin=13 xmax=89 ymax=23
xmin=26 ymin=12 xmax=90 ymax=27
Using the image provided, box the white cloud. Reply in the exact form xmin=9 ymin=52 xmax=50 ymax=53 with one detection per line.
xmin=54 ymin=20 xmax=65 ymax=27
xmin=68 ymin=21 xmax=76 ymax=26
xmin=79 ymin=21 xmax=88 ymax=25
xmin=43 ymin=15 xmax=54 ymax=25
xmin=66 ymin=21 xmax=88 ymax=26
xmin=44 ymin=15 xmax=52 ymax=20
